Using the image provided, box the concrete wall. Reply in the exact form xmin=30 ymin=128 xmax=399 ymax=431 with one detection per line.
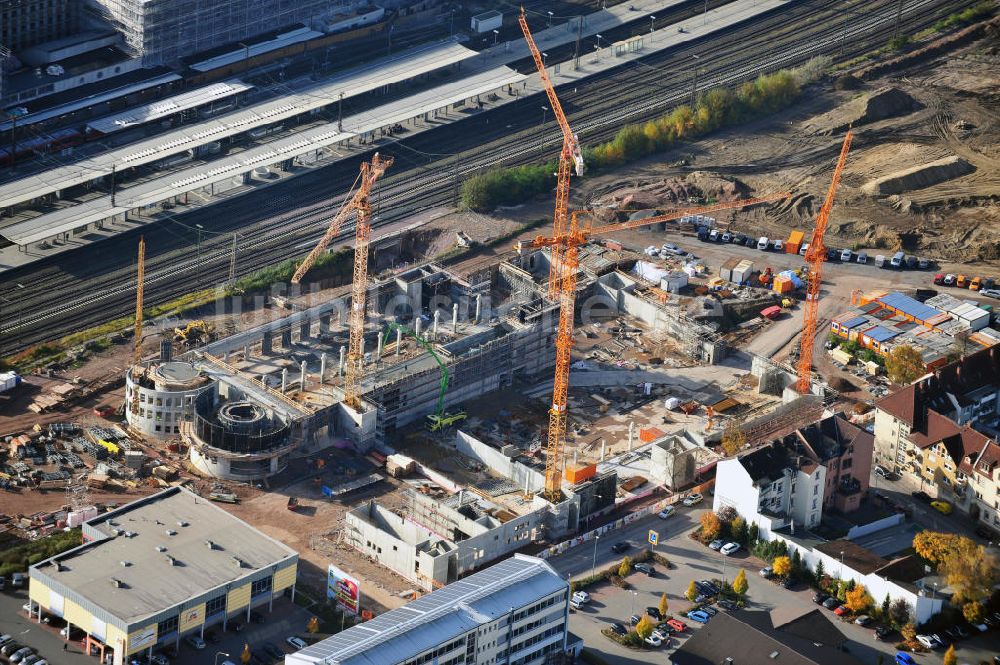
xmin=455 ymin=430 xmax=545 ymax=494
xmin=845 ymin=513 xmax=904 ymax=540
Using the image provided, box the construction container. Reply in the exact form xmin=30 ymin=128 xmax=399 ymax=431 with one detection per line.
xmin=772 ymin=276 xmax=795 ymax=294
xmin=565 ymin=462 xmax=597 ymax=484
xmin=731 ymin=259 xmax=754 ymax=285
xmin=0 ymin=371 xmax=22 ymax=393
xmin=720 ymin=257 xmax=741 ymax=281
xmin=639 ymin=427 xmax=665 ymax=443
xmin=761 ymin=306 xmax=782 ymax=320
xmin=786 ymin=230 xmax=804 ymax=255
xmin=124 ymin=450 xmax=145 ymax=470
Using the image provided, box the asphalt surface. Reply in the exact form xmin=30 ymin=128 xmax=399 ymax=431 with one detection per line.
xmin=0 ymin=0 xmax=979 ymax=355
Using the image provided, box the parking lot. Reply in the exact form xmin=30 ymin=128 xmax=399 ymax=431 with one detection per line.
xmin=0 ymin=587 xmax=316 ymax=665
xmin=548 ymin=507 xmax=1000 ymax=665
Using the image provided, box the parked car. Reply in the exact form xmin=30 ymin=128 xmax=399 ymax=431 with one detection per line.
xmin=918 ymin=257 xmax=929 ymax=269
xmin=709 ymin=539 xmax=725 ymax=551
xmin=840 ymin=248 xmax=853 ymax=262
xmin=286 ymin=637 xmax=308 ymax=650
xmin=657 ymin=506 xmax=675 ymax=519
xmin=875 ymin=626 xmax=893 ymax=641
xmin=651 ymin=628 xmax=670 ymax=641
xmin=721 ymin=233 xmax=733 ymax=243
xmin=895 ymin=653 xmax=916 ymax=665
xmin=699 ymin=580 xmax=721 ymax=595
xmin=915 ymin=634 xmax=939 ymax=649
xmin=611 ymin=541 xmax=630 ymax=554
xmin=720 ymin=542 xmax=741 ymax=556
xmin=687 ymin=610 xmax=711 ymax=624
xmin=634 ymin=563 xmax=655 ymax=576
xmin=933 ymin=273 xmax=945 ymax=285
xmin=701 ymin=606 xmax=718 ymax=616
xmin=184 ymin=635 xmax=206 ymax=650
xmin=666 ymin=619 xmax=687 ymax=632
xmin=22 ymin=656 xmax=41 ymax=665
xmin=822 ymin=597 xmax=840 ymax=610
xmin=911 ymin=490 xmax=932 ymax=503
xmin=10 ymin=648 xmax=35 ymax=663
xmin=656 ymin=622 xmax=674 ymax=634
xmin=646 ymin=607 xmax=663 ymax=620
xmin=812 ymin=592 xmax=829 ymax=605
xmin=931 ymin=632 xmax=950 ymax=647
xmin=1 ymin=643 xmax=22 ymax=657
xmin=148 ymin=655 xmax=169 ymax=665
xmin=930 ymin=500 xmax=953 ymax=515
xmin=760 ymin=566 xmax=773 ymax=578
xmin=629 ymin=614 xmax=641 ymax=626
xmin=644 ymin=634 xmax=663 ymax=647
xmin=662 ymin=243 xmax=684 ymax=255
xmin=874 ymin=465 xmax=891 ymax=478
xmin=718 ymin=599 xmax=738 ymax=611
xmin=262 ymin=644 xmax=285 ymax=661
xmin=854 ymin=615 xmax=873 ymax=626
xmin=204 ymin=629 xmax=220 ymax=644
xmin=943 ymin=273 xmax=956 ymax=285
xmin=834 ymin=605 xmax=849 ymax=616
xmin=572 ymin=591 xmax=590 ymax=605
xmin=773 ymin=239 xmax=784 ymax=252
xmin=610 ymin=624 xmax=628 ymax=636
xmin=682 ymin=493 xmax=703 ymax=506
xmin=982 ymin=288 xmax=1000 ymax=299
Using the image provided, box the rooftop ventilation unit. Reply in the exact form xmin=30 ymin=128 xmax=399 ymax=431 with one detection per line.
xmin=165 ymin=555 xmax=177 ymax=566
xmin=177 ymin=520 xmax=188 ymax=527
xmin=109 ymin=528 xmax=121 ymax=536
xmin=111 ymin=578 xmax=125 ymax=588
xmin=120 ymin=561 xmax=131 ymax=567
xmin=205 ymin=540 xmax=215 ymax=550
xmin=155 ymin=546 xmax=167 ymax=552
xmin=232 ymin=556 xmax=244 ymax=568
xmin=166 ymin=529 xmax=177 ymax=536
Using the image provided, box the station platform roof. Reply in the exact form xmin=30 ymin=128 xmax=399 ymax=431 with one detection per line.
xmin=85 ymin=80 xmax=255 ymax=135
xmin=0 ymin=39 xmax=475 ymax=211
xmin=189 ymin=26 xmax=325 ymax=72
xmin=0 ymin=66 xmax=523 ymax=247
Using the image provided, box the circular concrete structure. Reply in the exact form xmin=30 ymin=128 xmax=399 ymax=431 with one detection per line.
xmin=124 ymin=361 xmax=211 ymax=438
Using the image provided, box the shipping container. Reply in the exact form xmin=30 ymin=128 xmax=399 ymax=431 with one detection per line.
xmin=732 ymin=259 xmax=754 ymax=285
xmin=785 ymin=230 xmax=804 ymax=254
xmin=772 ymin=276 xmax=794 ymax=294
xmin=720 ymin=257 xmax=740 ymax=282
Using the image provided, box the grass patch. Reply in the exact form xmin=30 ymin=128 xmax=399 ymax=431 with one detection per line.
xmin=931 ymin=1 xmax=995 ymax=32
xmin=0 ymin=528 xmax=82 ymax=578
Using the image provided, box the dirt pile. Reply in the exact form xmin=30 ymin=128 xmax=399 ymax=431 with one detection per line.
xmin=591 ymin=172 xmax=750 ymax=209
xmin=861 ymin=155 xmax=975 ymax=196
xmin=804 ymin=87 xmax=917 ymax=134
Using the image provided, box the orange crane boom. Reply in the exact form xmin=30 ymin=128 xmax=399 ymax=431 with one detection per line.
xmin=130 ymin=236 xmax=145 ymax=415
xmin=518 ymin=8 xmax=584 ymax=299
xmin=537 ymin=193 xmax=791 ymax=501
xmin=797 ymin=131 xmax=852 ymax=394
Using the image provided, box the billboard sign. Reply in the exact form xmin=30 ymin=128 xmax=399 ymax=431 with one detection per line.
xmin=327 ymin=564 xmax=361 ymax=615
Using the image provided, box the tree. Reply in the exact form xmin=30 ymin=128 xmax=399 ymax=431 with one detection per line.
xmin=962 ymin=601 xmax=985 ymax=624
xmin=307 ymin=616 xmax=319 ymax=634
xmin=845 ymin=584 xmax=873 ymax=613
xmin=913 ymin=531 xmax=956 ymax=564
xmin=943 ymin=644 xmax=957 ymax=665
xmin=716 ymin=505 xmax=738 ymax=524
xmin=732 ymin=569 xmax=749 ymax=597
xmin=791 ymin=549 xmax=803 ymax=576
xmin=636 ymin=614 xmax=655 ymax=640
xmin=658 ymin=593 xmax=669 ymax=618
xmin=880 ymin=593 xmax=891 ymax=621
xmin=889 ymin=599 xmax=911 ymax=628
xmin=748 ymin=522 xmax=759 ymax=546
xmin=772 ymin=556 xmax=792 ymax=578
xmin=721 ymin=421 xmax=747 ymax=456
xmin=901 ymin=622 xmax=917 ymax=644
xmin=686 ymin=580 xmax=699 ymax=602
xmin=913 ymin=531 xmax=1000 ymax=607
xmin=731 ymin=517 xmax=748 ymax=545
xmin=700 ymin=512 xmax=722 ymax=540
xmin=815 ymin=558 xmax=825 ymax=581
xmin=618 ymin=556 xmax=632 ymax=578
xmin=885 ymin=345 xmax=925 ymax=385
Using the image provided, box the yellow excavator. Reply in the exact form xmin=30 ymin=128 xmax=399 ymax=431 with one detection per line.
xmin=173 ymin=320 xmax=213 ymax=345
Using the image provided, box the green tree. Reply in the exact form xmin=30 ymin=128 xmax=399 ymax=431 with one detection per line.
xmin=885 ymin=345 xmax=925 ymax=385
xmin=731 ymin=517 xmax=748 ymax=545
xmin=636 ymin=614 xmax=656 ymax=640
xmin=732 ymin=569 xmax=749 ymax=597
xmin=658 ymin=593 xmax=669 ymax=618
xmin=772 ymin=556 xmax=792 ymax=578
xmin=889 ymin=598 xmax=910 ymax=628
xmin=815 ymin=559 xmax=826 ymax=581
xmin=880 ymin=593 xmax=891 ymax=621
xmin=685 ymin=580 xmax=699 ymax=602
xmin=618 ymin=556 xmax=632 ymax=578
xmin=943 ymin=644 xmax=957 ymax=665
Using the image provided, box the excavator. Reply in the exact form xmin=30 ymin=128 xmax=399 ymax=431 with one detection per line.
xmin=173 ymin=320 xmax=213 ymax=345
xmin=384 ymin=322 xmax=466 ymax=431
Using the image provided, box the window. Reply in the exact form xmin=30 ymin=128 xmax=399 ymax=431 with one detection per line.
xmin=206 ymin=594 xmax=225 ymax=616
xmin=813 ymin=485 xmax=818 ymax=495
xmin=842 ymin=458 xmax=852 ymax=469
xmin=251 ymin=575 xmax=272 ymax=597
xmin=157 ymin=615 xmax=178 ymax=636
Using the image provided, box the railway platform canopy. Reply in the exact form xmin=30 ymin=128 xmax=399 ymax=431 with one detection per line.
xmin=0 ymin=65 xmax=525 ymax=247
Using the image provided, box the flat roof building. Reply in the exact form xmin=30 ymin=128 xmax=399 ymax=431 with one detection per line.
xmin=28 ymin=487 xmax=298 ymax=663
xmin=287 ymin=554 xmax=575 ymax=665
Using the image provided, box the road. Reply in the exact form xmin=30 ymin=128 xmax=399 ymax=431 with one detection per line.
xmin=546 ymin=504 xmax=1000 ymax=665
xmin=0 ymin=0 xmax=979 ymax=355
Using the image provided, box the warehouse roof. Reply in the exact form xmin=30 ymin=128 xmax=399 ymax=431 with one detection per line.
xmin=877 ymin=291 xmax=943 ymax=323
xmin=287 ymin=555 xmax=566 ymax=665
xmin=30 ymin=487 xmax=296 ymax=623
xmin=862 ymin=326 xmax=900 ymax=343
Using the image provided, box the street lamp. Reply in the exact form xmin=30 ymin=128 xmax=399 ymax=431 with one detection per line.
xmin=492 ymin=29 xmax=500 ymax=47
xmin=541 ymin=106 xmax=549 ymax=125
xmin=649 ymin=15 xmax=656 ymax=33
xmin=548 ymin=11 xmax=554 ymax=27
xmin=591 ymin=535 xmax=600 ymax=577
xmin=214 ymin=652 xmax=230 ymax=665
xmin=629 ymin=590 xmax=638 ymax=619
xmin=595 ymin=33 xmax=603 ymax=49
xmin=839 ymin=550 xmax=845 ymax=579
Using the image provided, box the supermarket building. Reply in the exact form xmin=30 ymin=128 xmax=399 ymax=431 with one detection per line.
xmin=27 ymin=487 xmax=298 ymax=664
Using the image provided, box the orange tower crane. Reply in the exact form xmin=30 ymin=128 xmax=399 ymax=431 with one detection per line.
xmin=796 ymin=130 xmax=853 ymax=394
xmin=292 ymin=153 xmax=392 ymax=411
xmin=530 ymin=194 xmax=791 ymax=501
xmin=130 ymin=236 xmax=145 ymax=415
xmin=518 ymin=7 xmax=584 ymax=298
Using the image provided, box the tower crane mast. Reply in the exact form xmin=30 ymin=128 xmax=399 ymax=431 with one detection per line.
xmin=130 ymin=237 xmax=145 ymax=415
xmin=797 ymin=131 xmax=852 ymax=394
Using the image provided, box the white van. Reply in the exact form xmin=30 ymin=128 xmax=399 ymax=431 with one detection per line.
xmin=890 ymin=251 xmax=905 ymax=268
xmin=840 ymin=248 xmax=853 ymax=262
xmin=757 ymin=236 xmax=769 ymax=250
xmin=773 ymin=239 xmax=784 ymax=252
xmin=799 ymin=242 xmax=810 ymax=256
xmin=572 ymin=591 xmax=590 ymax=605
xmin=856 ymin=251 xmax=868 ymax=264
xmin=875 ymin=254 xmax=886 ymax=268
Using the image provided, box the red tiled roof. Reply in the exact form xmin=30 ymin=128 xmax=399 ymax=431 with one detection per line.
xmin=907 ymin=410 xmax=961 ymax=450
xmin=877 ymin=384 xmax=917 ymax=426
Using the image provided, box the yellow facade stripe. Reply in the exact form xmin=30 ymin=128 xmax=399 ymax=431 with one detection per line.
xmin=227 ymin=583 xmax=251 ymax=613
xmin=272 ymin=564 xmax=297 ymax=592
xmin=28 ymin=581 xmax=50 ymax=608
xmin=179 ymin=603 xmax=205 ymax=633
xmin=63 ymin=598 xmax=91 ymax=629
xmin=127 ymin=624 xmax=158 ymax=655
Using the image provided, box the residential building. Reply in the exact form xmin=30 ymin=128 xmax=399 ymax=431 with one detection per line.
xmin=669 ymin=608 xmax=865 ymax=665
xmin=86 ymin=0 xmax=342 ymax=66
xmin=788 ymin=413 xmax=874 ymax=513
xmin=713 ymin=437 xmax=827 ymax=535
xmin=0 ymin=0 xmax=80 ymax=52
xmin=27 ymin=487 xmax=298 ymax=664
xmin=286 ymin=554 xmax=579 ymax=665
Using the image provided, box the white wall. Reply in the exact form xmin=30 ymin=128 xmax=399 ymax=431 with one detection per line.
xmin=713 ymin=459 xmax=761 ymax=524
xmin=455 ymin=430 xmax=545 ymax=493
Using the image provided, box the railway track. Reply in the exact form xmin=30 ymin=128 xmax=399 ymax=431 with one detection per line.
xmin=0 ymin=0 xmax=980 ymax=355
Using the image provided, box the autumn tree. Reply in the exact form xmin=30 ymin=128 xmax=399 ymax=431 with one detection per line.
xmin=889 ymin=599 xmax=911 ymax=628
xmin=618 ymin=556 xmax=632 ymax=578
xmin=885 ymin=345 xmax=925 ymax=385
xmin=913 ymin=532 xmax=1000 ymax=607
xmin=686 ymin=580 xmax=699 ymax=602
xmin=943 ymin=644 xmax=957 ymax=665
xmin=733 ymin=569 xmax=749 ymax=597
xmin=700 ymin=512 xmax=722 ymax=541
xmin=772 ymin=556 xmax=792 ymax=578
xmin=658 ymin=593 xmax=669 ymax=618
xmin=901 ymin=622 xmax=917 ymax=644
xmin=307 ymin=616 xmax=319 ymax=634
xmin=962 ymin=601 xmax=985 ymax=624
xmin=721 ymin=421 xmax=747 ymax=456
xmin=845 ymin=584 xmax=873 ymax=613
xmin=636 ymin=614 xmax=655 ymax=640
xmin=731 ymin=516 xmax=748 ymax=544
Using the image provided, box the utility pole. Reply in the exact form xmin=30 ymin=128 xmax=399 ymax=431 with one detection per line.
xmin=690 ymin=55 xmax=700 ymax=108
xmin=337 ymin=92 xmax=344 ymax=132
xmin=229 ymin=232 xmax=238 ymax=282
xmin=8 ymin=113 xmax=16 ymax=170
xmin=892 ymin=0 xmax=905 ymax=40
xmin=573 ymin=16 xmax=583 ymax=70
xmin=452 ymin=157 xmax=460 ymax=206
xmin=110 ymin=164 xmax=117 ymax=207
xmin=703 ymin=0 xmax=709 ymax=26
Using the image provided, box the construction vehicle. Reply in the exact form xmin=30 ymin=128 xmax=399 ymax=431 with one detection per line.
xmin=287 ymin=497 xmax=300 ymax=511
xmin=292 ymin=153 xmax=393 ymax=413
xmin=208 ymin=489 xmax=239 ymax=504
xmin=797 ymin=130 xmax=853 ymax=394
xmin=383 ymin=322 xmax=467 ymax=431
xmin=529 ymin=195 xmax=790 ymax=501
xmin=130 ymin=237 xmax=145 ymax=415
xmin=173 ymin=320 xmax=213 ymax=344
xmin=518 ymin=7 xmax=584 ymax=299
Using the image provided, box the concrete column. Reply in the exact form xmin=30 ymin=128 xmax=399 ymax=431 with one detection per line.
xmin=600 ymin=441 xmax=606 ymax=461
xmin=433 ymin=310 xmax=441 ymax=340
xmin=376 ymin=331 xmax=384 ymax=358
xmin=261 ymin=331 xmax=273 ymax=355
xmin=452 ymin=303 xmax=458 ymax=333
xmin=281 ymin=368 xmax=288 ymax=392
xmin=415 ymin=317 xmax=422 ymax=339
xmin=223 ymin=350 xmax=230 ymax=363
xmin=281 ymin=328 xmax=292 ymax=348
xmin=320 ymin=353 xmax=327 ymax=383
xmin=300 ymin=319 xmax=310 ymax=341
xmin=627 ymin=421 xmax=634 ymax=452
xmin=475 ymin=294 xmax=482 ymax=323
xmin=339 ymin=346 xmax=346 ymax=376
xmin=319 ymin=314 xmax=331 ymax=334
xmin=395 ymin=327 xmax=402 ymax=356
xmin=300 ymin=361 xmax=307 ymax=391
xmin=244 ymin=344 xmax=250 ymax=360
